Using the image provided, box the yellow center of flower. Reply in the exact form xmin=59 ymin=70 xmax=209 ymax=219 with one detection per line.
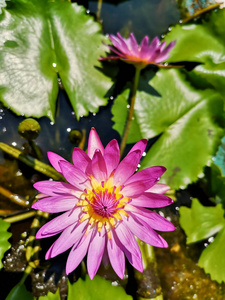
xmin=77 ymin=175 xmax=130 ymax=237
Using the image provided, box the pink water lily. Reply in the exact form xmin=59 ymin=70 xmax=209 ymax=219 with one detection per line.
xmin=100 ymin=33 xmax=176 ymax=69
xmin=32 ymin=128 xmax=175 ymax=279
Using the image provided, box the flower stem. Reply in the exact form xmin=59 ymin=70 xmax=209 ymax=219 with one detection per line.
xmin=120 ymin=67 xmax=141 ymax=156
xmin=0 ymin=185 xmax=29 ymax=208
xmin=4 ymin=211 xmax=37 ymax=223
xmin=0 ymin=142 xmax=64 ymax=181
xmin=134 ymin=239 xmax=164 ymax=300
xmin=96 ymin=0 xmax=103 ymax=21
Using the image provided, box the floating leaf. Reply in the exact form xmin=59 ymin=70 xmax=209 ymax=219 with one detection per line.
xmin=68 ymin=276 xmax=132 ymax=300
xmin=198 ymin=227 xmax=225 ymax=283
xmin=180 ymin=199 xmax=225 ymax=283
xmin=0 ymin=218 xmax=11 ymax=269
xmin=0 ymin=0 xmax=113 ymax=120
xmin=137 ymin=69 xmax=224 ymax=189
xmin=179 ymin=198 xmax=225 ymax=244
xmin=6 ymin=282 xmax=34 ymax=300
xmin=39 ymin=289 xmax=60 ymax=300
xmin=165 ymin=8 xmax=225 ymax=98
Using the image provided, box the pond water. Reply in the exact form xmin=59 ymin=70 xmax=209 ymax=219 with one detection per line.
xmin=1 ymin=0 xmax=225 ymax=299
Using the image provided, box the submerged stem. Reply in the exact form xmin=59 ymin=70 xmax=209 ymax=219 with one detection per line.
xmin=96 ymin=0 xmax=103 ymax=21
xmin=0 ymin=185 xmax=29 ymax=208
xmin=120 ymin=67 xmax=141 ymax=156
xmin=134 ymin=240 xmax=164 ymax=300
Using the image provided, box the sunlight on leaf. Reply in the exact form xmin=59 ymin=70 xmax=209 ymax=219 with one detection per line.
xmin=68 ymin=276 xmax=132 ymax=300
xmin=38 ymin=289 xmax=60 ymax=300
xmin=0 ymin=0 xmax=113 ymax=120
xmin=138 ymin=69 xmax=224 ymax=189
xmin=179 ymin=198 xmax=225 ymax=244
xmin=0 ymin=218 xmax=11 ymax=269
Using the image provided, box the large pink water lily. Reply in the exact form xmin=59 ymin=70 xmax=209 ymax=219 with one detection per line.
xmin=32 ymin=128 xmax=175 ymax=279
xmin=100 ymin=33 xmax=176 ymax=69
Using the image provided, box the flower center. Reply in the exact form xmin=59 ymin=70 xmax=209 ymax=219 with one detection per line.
xmin=77 ymin=176 xmax=131 ymax=234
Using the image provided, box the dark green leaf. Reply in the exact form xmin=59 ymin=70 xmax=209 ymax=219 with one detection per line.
xmin=68 ymin=276 xmax=132 ymax=300
xmin=0 ymin=218 xmax=11 ymax=269
xmin=6 ymin=282 xmax=34 ymax=300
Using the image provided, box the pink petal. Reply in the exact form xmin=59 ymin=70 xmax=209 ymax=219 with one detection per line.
xmin=148 ymin=36 xmax=160 ymax=53
xmin=127 ymin=139 xmax=147 ymax=157
xmin=88 ymin=128 xmax=104 ymax=159
xmin=122 ymin=246 xmax=143 ymax=272
xmin=122 ymin=178 xmax=159 ymax=197
xmin=123 ymin=214 xmax=168 ymax=248
xmin=147 ymin=183 xmax=170 ymax=194
xmin=87 ymin=228 xmax=106 ymax=279
xmin=89 ymin=150 xmax=107 ymax=182
xmin=107 ymin=231 xmax=125 ymax=279
xmin=104 ymin=139 xmax=120 ymax=177
xmin=114 ymin=222 xmax=141 ymax=258
xmin=113 ymin=150 xmax=141 ymax=186
xmin=139 ymin=36 xmax=150 ymax=59
xmin=132 ymin=192 xmax=173 ymax=208
xmin=33 ymin=181 xmax=79 ymax=197
xmin=48 ymin=220 xmax=89 ymax=258
xmin=72 ymin=148 xmax=91 ymax=173
xmin=127 ymin=205 xmax=176 ymax=232
xmin=154 ymin=40 xmax=176 ymax=63
xmin=124 ymin=166 xmax=166 ymax=185
xmin=127 ymin=33 xmax=139 ymax=56
xmin=36 ymin=209 xmax=81 ymax=238
xmin=59 ymin=161 xmax=90 ymax=190
xmin=66 ymin=230 xmax=93 ymax=274
xmin=47 ymin=151 xmax=67 ymax=173
xmin=32 ymin=195 xmax=78 ymax=213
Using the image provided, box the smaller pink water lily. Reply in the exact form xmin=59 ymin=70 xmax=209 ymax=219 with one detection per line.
xmin=32 ymin=128 xmax=175 ymax=279
xmin=100 ymin=33 xmax=176 ymax=69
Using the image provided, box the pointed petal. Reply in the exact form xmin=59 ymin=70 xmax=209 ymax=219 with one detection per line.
xmin=107 ymin=231 xmax=125 ymax=279
xmin=66 ymin=230 xmax=93 ymax=275
xmin=139 ymin=36 xmax=150 ymax=59
xmin=122 ymin=246 xmax=143 ymax=272
xmin=132 ymin=192 xmax=173 ymax=208
xmin=33 ymin=181 xmax=79 ymax=196
xmin=127 ymin=33 xmax=139 ymax=56
xmin=49 ymin=220 xmax=89 ymax=258
xmin=124 ymin=166 xmax=166 ymax=185
xmin=59 ymin=161 xmax=90 ymax=190
xmin=87 ymin=228 xmax=106 ymax=279
xmin=89 ymin=150 xmax=107 ymax=182
xmin=123 ymin=214 xmax=168 ymax=248
xmin=32 ymin=195 xmax=78 ymax=213
xmin=154 ymin=40 xmax=176 ymax=63
xmin=88 ymin=128 xmax=104 ymax=159
xmin=104 ymin=139 xmax=120 ymax=176
xmin=113 ymin=150 xmax=141 ymax=186
xmin=114 ymin=222 xmax=141 ymax=258
xmin=72 ymin=148 xmax=91 ymax=173
xmin=147 ymin=183 xmax=170 ymax=194
xmin=47 ymin=151 xmax=67 ymax=173
xmin=36 ymin=209 xmax=81 ymax=238
xmin=126 ymin=205 xmax=176 ymax=232
xmin=127 ymin=139 xmax=147 ymax=157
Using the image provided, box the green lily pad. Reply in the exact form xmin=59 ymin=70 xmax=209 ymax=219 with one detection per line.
xmin=180 ymin=198 xmax=225 ymax=283
xmin=39 ymin=289 xmax=60 ymax=300
xmin=0 ymin=0 xmax=6 ymax=13
xmin=198 ymin=227 xmax=225 ymax=283
xmin=0 ymin=0 xmax=113 ymax=120
xmin=0 ymin=218 xmax=11 ymax=269
xmin=179 ymin=198 xmax=225 ymax=243
xmin=68 ymin=276 xmax=132 ymax=300
xmin=6 ymin=282 xmax=34 ymax=300
xmin=135 ymin=69 xmax=224 ymax=189
xmin=165 ymin=8 xmax=225 ymax=98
